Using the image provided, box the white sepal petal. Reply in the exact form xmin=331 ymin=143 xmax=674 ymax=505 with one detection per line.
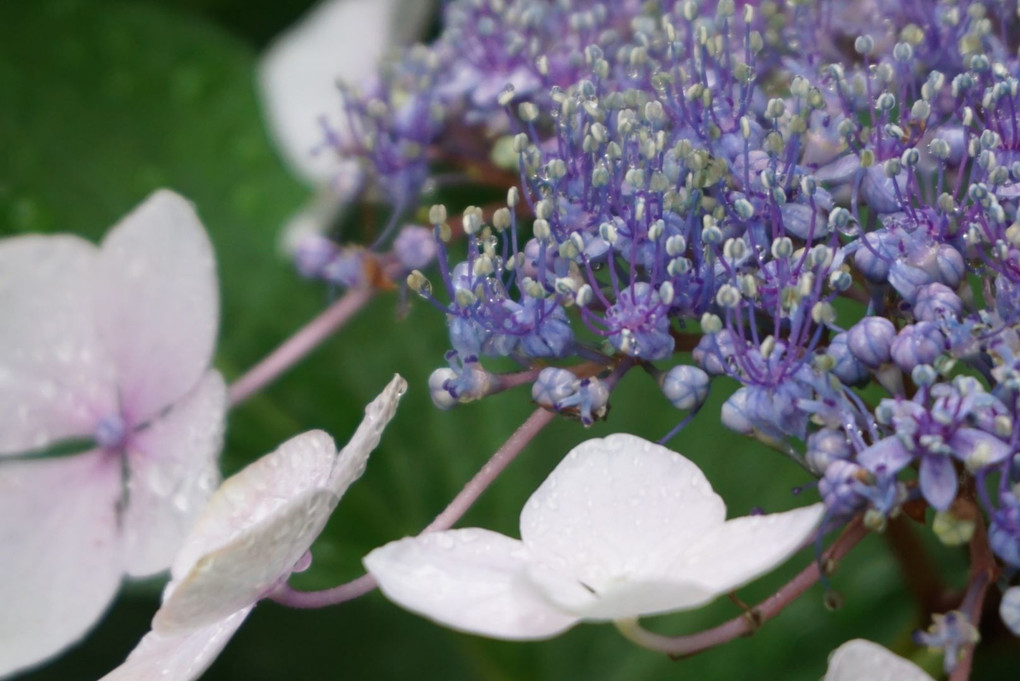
xmin=100 ymin=608 xmax=251 ymax=681
xmin=1001 ymin=586 xmax=1020 ymax=636
xmin=0 ymin=452 xmax=123 ymax=676
xmin=365 ymin=529 xmax=579 ymax=640
xmin=97 ymin=190 xmax=218 ymax=425
xmin=520 ymin=433 xmax=725 ymax=590
xmin=121 ymin=371 xmax=227 ymax=577
xmin=670 ymin=503 xmax=825 ymax=595
xmin=824 ymin=639 xmax=934 ymax=681
xmin=0 ymin=234 xmax=116 ymax=455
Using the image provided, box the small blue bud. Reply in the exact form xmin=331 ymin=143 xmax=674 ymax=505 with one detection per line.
xmin=660 ymin=365 xmax=711 ymax=410
xmin=806 ymin=428 xmax=852 ymax=475
xmin=847 ymin=316 xmax=896 ymax=368
xmin=890 ymin=322 xmax=946 ymax=372
xmin=914 ymin=283 xmax=963 ymax=321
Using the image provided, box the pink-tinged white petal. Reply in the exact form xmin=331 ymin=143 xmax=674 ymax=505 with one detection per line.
xmin=121 ymin=371 xmax=227 ymax=577
xmin=0 ymin=451 xmax=123 ymax=676
xmin=154 ymin=488 xmax=338 ymax=635
xmin=258 ymin=0 xmax=434 ymax=187
xmin=330 ymin=374 xmax=406 ymax=494
xmin=96 ymin=190 xmax=218 ymax=425
xmin=365 ymin=529 xmax=579 ymax=640
xmin=824 ymin=639 xmax=934 ymax=681
xmin=100 ymin=608 xmax=250 ymax=681
xmin=520 ymin=433 xmax=725 ymax=591
xmin=0 ymin=235 xmax=117 ymax=455
xmin=669 ymin=504 xmax=825 ymax=597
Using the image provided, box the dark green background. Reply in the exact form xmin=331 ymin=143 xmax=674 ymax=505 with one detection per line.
xmin=1 ymin=1 xmax=1010 ymax=679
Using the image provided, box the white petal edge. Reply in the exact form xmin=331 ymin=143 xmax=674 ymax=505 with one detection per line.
xmin=121 ymin=371 xmax=227 ymax=577
xmin=97 ymin=189 xmax=218 ymax=425
xmin=100 ymin=607 xmax=251 ymax=681
xmin=258 ymin=0 xmax=429 ymax=186
xmin=0 ymin=234 xmax=117 ymax=455
xmin=329 ymin=374 xmax=406 ymax=494
xmin=824 ymin=639 xmax=934 ymax=681
xmin=0 ymin=452 xmax=123 ymax=676
xmin=668 ymin=503 xmax=825 ymax=597
xmin=364 ymin=529 xmax=580 ymax=640
xmin=520 ymin=433 xmax=725 ymax=591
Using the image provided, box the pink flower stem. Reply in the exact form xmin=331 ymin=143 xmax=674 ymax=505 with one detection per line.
xmin=270 ymin=406 xmax=557 ymax=609
xmin=615 ymin=516 xmax=869 ymax=658
xmin=948 ymin=512 xmax=999 ymax=681
xmin=228 ymin=287 xmax=374 ymax=407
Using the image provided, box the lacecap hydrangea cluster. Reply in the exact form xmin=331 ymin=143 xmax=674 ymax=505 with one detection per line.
xmin=304 ymin=0 xmax=1020 ymax=662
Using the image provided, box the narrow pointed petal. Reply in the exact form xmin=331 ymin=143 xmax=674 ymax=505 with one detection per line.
xmin=824 ymin=639 xmax=934 ymax=681
xmin=100 ymin=608 xmax=250 ymax=681
xmin=154 ymin=430 xmax=339 ymax=634
xmin=97 ymin=190 xmax=218 ymax=425
xmin=668 ymin=503 xmax=825 ymax=597
xmin=919 ymin=456 xmax=958 ymax=511
xmin=365 ymin=529 xmax=579 ymax=640
xmin=258 ymin=0 xmax=433 ymax=186
xmin=121 ymin=371 xmax=227 ymax=577
xmin=329 ymin=374 xmax=406 ymax=494
xmin=0 ymin=452 xmax=123 ymax=676
xmin=0 ymin=235 xmax=117 ymax=455
xmin=857 ymin=436 xmax=913 ymax=474
xmin=520 ymin=433 xmax=725 ymax=592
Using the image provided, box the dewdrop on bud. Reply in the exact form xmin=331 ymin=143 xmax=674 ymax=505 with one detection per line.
xmin=660 ymin=365 xmax=711 ymax=410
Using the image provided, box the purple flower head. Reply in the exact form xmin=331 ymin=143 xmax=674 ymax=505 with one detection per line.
xmin=393 ymin=225 xmax=437 ymax=271
xmin=606 ymin=283 xmax=674 ymax=360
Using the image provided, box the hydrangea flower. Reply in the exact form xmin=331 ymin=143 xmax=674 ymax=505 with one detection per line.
xmin=824 ymin=639 xmax=934 ymax=681
xmin=100 ymin=375 xmax=406 ymax=681
xmin=365 ymin=433 xmax=823 ymax=640
xmin=0 ymin=190 xmax=225 ymax=676
xmin=258 ymin=0 xmax=435 ymax=252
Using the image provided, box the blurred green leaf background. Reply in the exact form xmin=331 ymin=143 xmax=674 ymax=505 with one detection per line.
xmin=1 ymin=1 xmax=1015 ymax=679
